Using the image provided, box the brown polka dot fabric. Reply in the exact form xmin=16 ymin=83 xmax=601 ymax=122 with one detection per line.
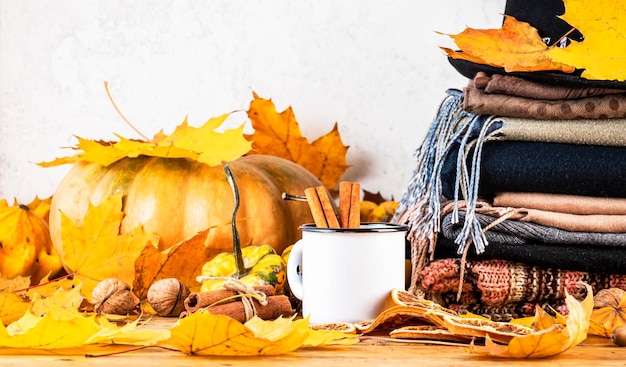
xmin=465 ymin=73 xmax=626 ymax=120
xmin=464 ymin=87 xmax=626 ymax=120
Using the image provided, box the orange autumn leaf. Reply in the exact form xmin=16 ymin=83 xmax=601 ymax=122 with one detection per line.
xmin=133 ymin=227 xmax=224 ymax=301
xmin=246 ymin=92 xmax=349 ymax=190
xmin=441 ymin=15 xmax=575 ymax=74
xmin=548 ymin=0 xmax=626 ymax=81
xmin=58 ymin=193 xmax=157 ymax=302
xmin=469 ymin=283 xmax=593 ymax=358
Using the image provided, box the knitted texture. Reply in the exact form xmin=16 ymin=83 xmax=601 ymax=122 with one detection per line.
xmin=418 ymin=258 xmax=626 ymax=321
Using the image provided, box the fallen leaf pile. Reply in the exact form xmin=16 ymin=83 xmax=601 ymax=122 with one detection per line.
xmin=441 ymin=0 xmax=626 ymax=81
xmin=0 ymin=278 xmax=356 ymax=355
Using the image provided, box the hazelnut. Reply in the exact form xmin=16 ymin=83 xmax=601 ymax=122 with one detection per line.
xmin=612 ymin=324 xmax=626 ymax=347
xmin=91 ymin=278 xmax=137 ymax=315
xmin=147 ymin=278 xmax=190 ymax=317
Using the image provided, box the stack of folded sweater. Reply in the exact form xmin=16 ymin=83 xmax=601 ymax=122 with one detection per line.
xmin=394 ymin=72 xmax=626 ymax=321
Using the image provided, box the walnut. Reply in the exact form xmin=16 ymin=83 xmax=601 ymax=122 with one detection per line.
xmin=594 ymin=288 xmax=625 ymax=309
xmin=91 ymin=278 xmax=137 ymax=315
xmin=147 ymin=278 xmax=190 ymax=317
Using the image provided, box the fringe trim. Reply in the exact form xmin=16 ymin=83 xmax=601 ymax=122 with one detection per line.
xmin=393 ymin=89 xmax=501 ymax=293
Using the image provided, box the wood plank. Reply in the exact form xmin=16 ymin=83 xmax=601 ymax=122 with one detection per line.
xmin=0 ymin=332 xmax=624 ymax=366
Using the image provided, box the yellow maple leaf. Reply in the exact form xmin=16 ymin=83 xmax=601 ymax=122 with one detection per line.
xmin=548 ymin=0 xmax=626 ymax=81
xmin=244 ymin=316 xmax=359 ymax=347
xmin=87 ymin=315 xmax=169 ymax=346
xmin=442 ymin=15 xmax=576 ymax=74
xmin=58 ymin=193 xmax=157 ymax=302
xmin=25 ymin=274 xmax=75 ymax=301
xmin=246 ymin=92 xmax=349 ymax=190
xmin=162 ymin=311 xmax=308 ymax=356
xmin=469 ymin=283 xmax=592 ymax=358
xmin=0 ymin=286 xmax=101 ymax=349
xmin=0 ymin=285 xmax=166 ymax=350
xmin=7 ymin=285 xmax=84 ymax=336
xmin=0 ymin=277 xmax=31 ymax=326
xmin=38 ymin=114 xmax=252 ymax=168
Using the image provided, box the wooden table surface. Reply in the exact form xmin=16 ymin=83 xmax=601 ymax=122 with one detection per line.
xmin=0 ymin=333 xmax=624 ymax=367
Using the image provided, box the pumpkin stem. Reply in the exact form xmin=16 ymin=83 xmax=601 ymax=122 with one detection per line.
xmin=223 ymin=164 xmax=247 ymax=278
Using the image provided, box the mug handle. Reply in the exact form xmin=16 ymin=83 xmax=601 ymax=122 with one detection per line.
xmin=286 ymin=239 xmax=304 ymax=300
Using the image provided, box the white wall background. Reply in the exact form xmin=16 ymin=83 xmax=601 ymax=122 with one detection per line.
xmin=0 ymin=0 xmax=504 ymax=204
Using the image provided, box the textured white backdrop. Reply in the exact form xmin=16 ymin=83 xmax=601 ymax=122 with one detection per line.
xmin=0 ymin=0 xmax=504 ymax=203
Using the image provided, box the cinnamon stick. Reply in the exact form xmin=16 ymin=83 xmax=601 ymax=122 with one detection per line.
xmin=339 ymin=181 xmax=361 ymax=228
xmin=315 ymin=186 xmax=340 ymax=228
xmin=339 ymin=181 xmax=352 ymax=228
xmin=304 ymin=187 xmax=328 ymax=228
xmin=348 ymin=182 xmax=361 ymax=228
xmin=184 ymin=286 xmax=275 ymax=313
xmin=202 ymin=295 xmax=294 ymax=323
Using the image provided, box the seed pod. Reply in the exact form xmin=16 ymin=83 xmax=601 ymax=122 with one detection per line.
xmin=147 ymin=278 xmax=190 ymax=317
xmin=92 ymin=278 xmax=137 ymax=315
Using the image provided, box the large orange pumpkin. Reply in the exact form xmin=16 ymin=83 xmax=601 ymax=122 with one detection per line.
xmin=48 ymin=155 xmax=320 ymax=262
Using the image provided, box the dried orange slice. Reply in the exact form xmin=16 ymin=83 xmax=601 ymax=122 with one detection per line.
xmin=389 ymin=289 xmax=458 ymax=327
xmin=442 ymin=314 xmax=532 ymax=344
xmin=391 ymin=288 xmax=457 ymax=315
xmin=354 ymin=305 xmax=434 ymax=334
xmin=390 ymin=325 xmax=474 ymax=343
xmin=310 ymin=322 xmax=357 ymax=334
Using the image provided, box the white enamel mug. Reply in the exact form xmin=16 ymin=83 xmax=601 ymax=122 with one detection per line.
xmin=287 ymin=223 xmax=407 ymax=324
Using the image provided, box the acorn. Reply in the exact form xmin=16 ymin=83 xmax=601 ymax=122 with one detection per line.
xmin=91 ymin=278 xmax=137 ymax=315
xmin=147 ymin=278 xmax=190 ymax=317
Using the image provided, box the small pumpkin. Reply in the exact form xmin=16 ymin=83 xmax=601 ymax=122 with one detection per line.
xmin=48 ymin=155 xmax=321 ymax=264
xmin=0 ymin=200 xmax=63 ymax=284
xmin=198 ymin=244 xmax=287 ymax=293
xmin=360 ymin=200 xmax=399 ymax=223
xmin=589 ymin=288 xmax=626 ymax=337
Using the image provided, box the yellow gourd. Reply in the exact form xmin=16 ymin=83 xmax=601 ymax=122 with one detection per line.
xmin=0 ymin=201 xmax=63 ymax=284
xmin=198 ymin=244 xmax=286 ymax=293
